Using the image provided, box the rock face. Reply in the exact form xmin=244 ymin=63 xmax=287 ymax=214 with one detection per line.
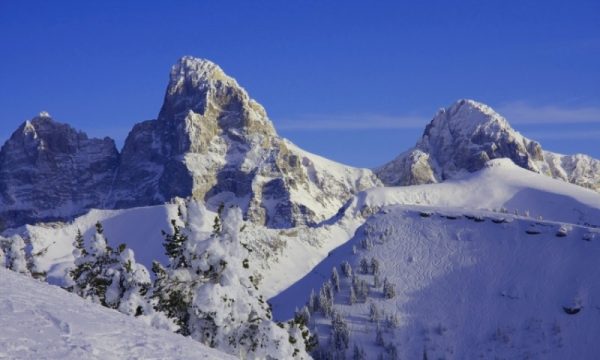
xmin=0 ymin=114 xmax=119 ymax=229
xmin=376 ymin=99 xmax=600 ymax=192
xmin=0 ymin=57 xmax=380 ymax=229
xmin=108 ymin=57 xmax=380 ymax=227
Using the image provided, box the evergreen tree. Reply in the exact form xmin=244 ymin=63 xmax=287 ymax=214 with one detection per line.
xmin=330 ymin=311 xmax=349 ymax=351
xmin=162 ymin=219 xmax=188 ymax=269
xmin=308 ymin=288 xmax=318 ymax=313
xmin=341 ymin=261 xmax=352 ymax=278
xmin=373 ymin=273 xmax=381 ymax=288
xmin=319 ymin=283 xmax=333 ymax=317
xmin=375 ymin=326 xmax=384 ymax=346
xmin=153 ymin=203 xmax=308 ymax=358
xmin=383 ymin=277 xmax=396 ymax=299
xmin=331 ymin=267 xmax=340 ymax=292
xmin=349 ymin=285 xmax=357 ymax=305
xmin=70 ymin=223 xmax=154 ymax=318
xmin=212 ymin=202 xmax=224 ymax=235
xmin=370 ymin=257 xmax=380 ymax=275
xmin=369 ymin=302 xmax=380 ymax=323
xmin=71 ymin=222 xmax=115 ymax=305
xmin=359 ymin=258 xmax=369 ymax=274
xmin=6 ymin=235 xmax=29 ymax=274
xmin=352 ymin=343 xmax=366 ymax=360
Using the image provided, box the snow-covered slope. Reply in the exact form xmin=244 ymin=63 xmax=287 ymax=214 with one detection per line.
xmin=376 ymin=99 xmax=600 ymax=192
xmin=0 ymin=268 xmax=235 ymax=360
xmin=271 ymin=206 xmax=600 ymax=359
xmin=267 ymin=158 xmax=600 ymax=358
xmin=364 ymin=159 xmax=600 ymax=226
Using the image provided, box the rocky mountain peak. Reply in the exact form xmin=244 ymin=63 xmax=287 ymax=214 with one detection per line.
xmin=107 ymin=56 xmax=380 ymax=227
xmin=0 ymin=116 xmax=119 ymax=229
xmin=377 ymin=99 xmax=600 ymax=192
xmin=422 ymin=99 xmax=512 ymax=146
xmin=158 ymin=56 xmax=271 ymax=132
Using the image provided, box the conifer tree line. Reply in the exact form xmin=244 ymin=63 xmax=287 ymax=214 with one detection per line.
xmin=306 ymin=243 xmax=400 ymax=359
xmin=1 ymin=202 xmax=310 ymax=359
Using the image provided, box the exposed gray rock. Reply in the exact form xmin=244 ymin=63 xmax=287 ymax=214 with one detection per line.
xmin=108 ymin=56 xmax=381 ymax=228
xmin=376 ymin=99 xmax=600 ymax=192
xmin=0 ymin=57 xmax=380 ymax=230
xmin=0 ymin=114 xmax=119 ymax=229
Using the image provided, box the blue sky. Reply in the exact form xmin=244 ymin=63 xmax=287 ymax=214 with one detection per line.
xmin=1 ymin=0 xmax=599 ymax=167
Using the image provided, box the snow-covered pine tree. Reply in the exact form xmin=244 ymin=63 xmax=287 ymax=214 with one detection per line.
xmin=383 ymin=277 xmax=396 ymax=299
xmin=349 ymin=285 xmax=357 ymax=305
xmin=375 ymin=326 xmax=384 ymax=346
xmin=369 ymin=302 xmax=380 ymax=323
xmin=352 ymin=343 xmax=366 ymax=360
xmin=152 ymin=202 xmax=308 ymax=359
xmin=330 ymin=311 xmax=350 ymax=351
xmin=341 ymin=261 xmax=353 ymax=278
xmin=3 ymin=235 xmax=29 ymax=274
xmin=70 ymin=223 xmax=158 ymax=325
xmin=332 ymin=267 xmax=340 ymax=292
xmin=370 ymin=257 xmax=380 ymax=275
xmin=319 ymin=282 xmax=334 ymax=317
xmin=162 ymin=219 xmax=188 ymax=269
xmin=308 ymin=288 xmax=319 ymax=313
xmin=105 ymin=246 xmax=153 ymax=317
xmin=70 ymin=222 xmax=115 ymax=306
xmin=373 ymin=273 xmax=381 ymax=288
xmin=360 ymin=257 xmax=369 ymax=274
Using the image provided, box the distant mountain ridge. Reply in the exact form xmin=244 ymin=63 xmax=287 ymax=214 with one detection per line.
xmin=2 ymin=62 xmax=598 ymax=231
xmin=376 ymin=99 xmax=600 ymax=191
xmin=0 ymin=57 xmax=380 ymax=230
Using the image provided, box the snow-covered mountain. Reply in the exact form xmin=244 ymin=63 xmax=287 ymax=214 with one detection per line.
xmin=3 ymin=58 xmax=600 ymax=359
xmin=0 ymin=114 xmax=119 ymax=230
xmin=0 ymin=57 xmax=380 ymax=230
xmin=107 ymin=56 xmax=380 ymax=228
xmin=0 ymin=267 xmax=235 ymax=360
xmin=376 ymin=99 xmax=600 ymax=192
xmin=271 ymin=159 xmax=600 ymax=359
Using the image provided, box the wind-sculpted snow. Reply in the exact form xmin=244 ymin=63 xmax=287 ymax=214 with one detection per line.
xmin=377 ymin=99 xmax=600 ymax=192
xmin=0 ymin=268 xmax=235 ymax=359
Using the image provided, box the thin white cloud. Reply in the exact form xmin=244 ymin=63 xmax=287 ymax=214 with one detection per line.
xmin=275 ymin=113 xmax=427 ymax=131
xmin=498 ymin=102 xmax=600 ymax=125
xmin=526 ymin=129 xmax=600 ymax=140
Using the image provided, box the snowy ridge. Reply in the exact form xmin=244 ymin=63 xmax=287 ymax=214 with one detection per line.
xmin=0 ymin=268 xmax=235 ymax=359
xmin=376 ymin=99 xmax=600 ymax=192
xmin=271 ymin=205 xmax=600 ymax=359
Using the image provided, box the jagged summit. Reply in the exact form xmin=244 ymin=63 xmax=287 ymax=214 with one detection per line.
xmin=0 ymin=56 xmax=380 ymax=230
xmin=426 ymin=99 xmax=511 ymax=138
xmin=0 ymin=116 xmax=119 ymax=229
xmin=111 ymin=56 xmax=379 ymax=226
xmin=376 ymin=99 xmax=600 ymax=192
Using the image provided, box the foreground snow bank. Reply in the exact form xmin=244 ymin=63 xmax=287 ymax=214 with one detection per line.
xmin=0 ymin=268 xmax=234 ymax=360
